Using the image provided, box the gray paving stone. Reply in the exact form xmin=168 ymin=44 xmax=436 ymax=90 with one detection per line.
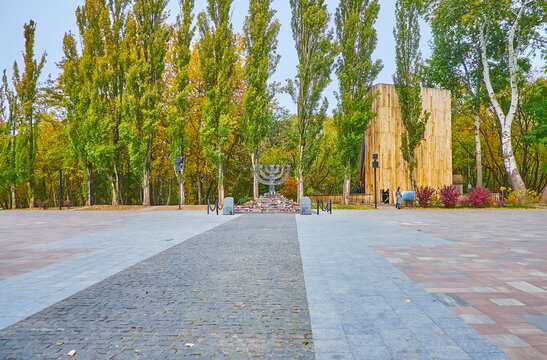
xmin=518 ymin=313 xmax=547 ymax=332
xmin=0 ymin=215 xmax=314 ymax=359
xmin=460 ymin=314 xmax=497 ymax=325
xmin=296 ymin=211 xmax=510 ymax=360
xmin=485 ymin=334 xmax=530 ymax=347
xmin=350 ymin=345 xmax=393 ymax=360
xmin=433 ymin=293 xmax=470 ymax=307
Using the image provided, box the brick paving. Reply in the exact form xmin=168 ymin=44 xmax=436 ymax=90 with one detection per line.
xmin=0 ymin=211 xmax=129 ymax=280
xmin=373 ymin=209 xmax=547 ymax=360
xmin=1 ymin=208 xmax=545 ymax=359
xmin=0 ymin=214 xmax=313 ymax=359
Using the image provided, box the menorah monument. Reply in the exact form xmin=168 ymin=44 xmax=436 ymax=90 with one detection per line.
xmin=254 ymin=165 xmax=291 ymax=197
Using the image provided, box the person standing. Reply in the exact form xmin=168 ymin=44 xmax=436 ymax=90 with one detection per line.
xmin=395 ymin=187 xmax=402 ymax=209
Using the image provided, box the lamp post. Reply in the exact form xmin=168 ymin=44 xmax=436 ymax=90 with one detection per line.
xmin=372 ymin=154 xmax=379 ymax=209
xmin=174 ymin=156 xmax=184 ymax=210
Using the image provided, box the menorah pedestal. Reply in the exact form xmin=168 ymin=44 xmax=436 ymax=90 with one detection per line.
xmin=234 ymin=194 xmax=300 ymax=213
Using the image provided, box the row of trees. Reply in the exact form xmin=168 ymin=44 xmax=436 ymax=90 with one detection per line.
xmin=0 ymin=0 xmax=545 ymax=208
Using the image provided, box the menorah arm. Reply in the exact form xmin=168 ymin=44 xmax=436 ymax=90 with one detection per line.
xmin=271 ymin=166 xmax=291 ymax=185
xmin=257 ymin=165 xmax=274 ymax=185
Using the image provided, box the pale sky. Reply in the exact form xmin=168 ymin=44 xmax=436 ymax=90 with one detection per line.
xmin=0 ymin=0 xmax=432 ymax=115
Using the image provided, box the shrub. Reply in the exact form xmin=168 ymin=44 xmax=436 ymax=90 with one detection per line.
xmin=416 ymin=186 xmax=435 ymax=207
xmin=439 ymin=185 xmax=460 ymax=208
xmin=278 ymin=176 xmax=297 ymax=200
xmin=458 ymin=194 xmax=470 ymax=207
xmin=507 ymin=189 xmax=540 ymax=205
xmin=496 ymin=196 xmax=506 ymax=207
xmin=468 ymin=186 xmax=491 ymax=208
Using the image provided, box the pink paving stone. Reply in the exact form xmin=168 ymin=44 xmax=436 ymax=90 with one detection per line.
xmin=0 ymin=210 xmax=127 ymax=281
xmin=372 ymin=209 xmax=547 ymax=359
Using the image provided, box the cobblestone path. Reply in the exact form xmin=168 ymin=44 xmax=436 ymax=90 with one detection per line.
xmin=0 ymin=214 xmax=314 ymax=359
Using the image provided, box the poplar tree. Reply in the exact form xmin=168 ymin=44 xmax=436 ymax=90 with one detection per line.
xmin=0 ymin=72 xmax=9 ymax=207
xmin=287 ymin=0 xmax=336 ymax=202
xmin=2 ymin=70 xmax=19 ymax=208
xmin=334 ymin=0 xmax=382 ymax=205
xmin=104 ymin=0 xmax=131 ymax=205
xmin=15 ymin=20 xmax=46 ymax=207
xmin=242 ymin=0 xmax=280 ymax=199
xmin=168 ymin=0 xmax=194 ymax=206
xmin=393 ymin=0 xmax=429 ymax=190
xmin=123 ymin=0 xmax=170 ymax=206
xmin=197 ymin=0 xmax=236 ymax=205
xmin=60 ymin=0 xmax=111 ymax=206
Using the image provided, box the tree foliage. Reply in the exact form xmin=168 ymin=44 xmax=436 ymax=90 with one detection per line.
xmin=393 ymin=0 xmax=429 ymax=190
xmin=287 ymin=0 xmax=336 ymax=201
xmin=334 ymin=0 xmax=382 ymax=204
xmin=197 ymin=0 xmax=237 ymax=204
xmin=243 ymin=0 xmax=280 ymax=199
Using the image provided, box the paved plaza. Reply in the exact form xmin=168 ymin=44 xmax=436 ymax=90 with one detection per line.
xmin=0 ymin=208 xmax=546 ymax=359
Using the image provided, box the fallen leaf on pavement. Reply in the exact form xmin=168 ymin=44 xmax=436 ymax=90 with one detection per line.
xmin=185 ymin=343 xmax=194 ymax=347
xmin=67 ymin=349 xmax=76 ymax=356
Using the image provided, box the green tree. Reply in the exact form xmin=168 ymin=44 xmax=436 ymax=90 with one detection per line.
xmin=242 ymin=0 xmax=280 ymax=199
xmin=426 ymin=0 xmax=485 ymax=186
xmin=14 ymin=20 xmax=46 ymax=207
xmin=60 ymin=32 xmax=91 ymax=205
xmin=1 ymin=70 xmax=20 ymax=208
xmin=104 ymin=0 xmax=131 ymax=205
xmin=168 ymin=0 xmax=194 ymax=206
xmin=60 ymin=0 xmax=111 ymax=206
xmin=197 ymin=0 xmax=237 ymax=205
xmin=0 ymin=71 xmax=8 ymax=208
xmin=521 ymin=78 xmax=547 ymax=203
xmin=475 ymin=0 xmax=545 ymax=192
xmin=334 ymin=0 xmax=382 ymax=204
xmin=123 ymin=0 xmax=170 ymax=206
xmin=393 ymin=0 xmax=429 ymax=190
xmin=287 ymin=0 xmax=336 ymax=201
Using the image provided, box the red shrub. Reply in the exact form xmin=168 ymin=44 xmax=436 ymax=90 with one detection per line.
xmin=468 ymin=186 xmax=491 ymax=208
xmin=439 ymin=185 xmax=460 ymax=208
xmin=458 ymin=194 xmax=470 ymax=207
xmin=416 ymin=186 xmax=435 ymax=207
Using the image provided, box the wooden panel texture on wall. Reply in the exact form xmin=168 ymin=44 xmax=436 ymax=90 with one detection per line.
xmin=360 ymin=84 xmax=452 ymax=203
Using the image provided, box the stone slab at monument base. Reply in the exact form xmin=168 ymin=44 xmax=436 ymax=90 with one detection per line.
xmin=223 ymin=197 xmax=234 ymax=215
xmin=300 ymin=197 xmax=311 ymax=215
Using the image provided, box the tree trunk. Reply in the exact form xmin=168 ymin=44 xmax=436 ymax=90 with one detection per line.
xmin=28 ymin=181 xmax=35 ymax=208
xmin=251 ymin=150 xmax=259 ymax=199
xmin=501 ymin=123 xmax=526 ymax=192
xmin=180 ymin=161 xmax=186 ymax=206
xmin=540 ymin=183 xmax=547 ymax=204
xmin=11 ymin=183 xmax=17 ymax=209
xmin=409 ymin=154 xmax=416 ymax=190
xmin=479 ymin=18 xmax=526 ymax=192
xmin=297 ymin=145 xmax=304 ymax=202
xmin=197 ymin=175 xmax=202 ymax=205
xmin=343 ymin=168 xmax=351 ymax=205
xmin=111 ymin=162 xmax=120 ymax=206
xmin=297 ymin=167 xmax=304 ymax=203
xmin=474 ymin=112 xmax=483 ymax=186
xmin=143 ymin=164 xmax=151 ymax=206
xmin=86 ymin=163 xmax=92 ymax=206
xmin=218 ymin=161 xmax=224 ymax=207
